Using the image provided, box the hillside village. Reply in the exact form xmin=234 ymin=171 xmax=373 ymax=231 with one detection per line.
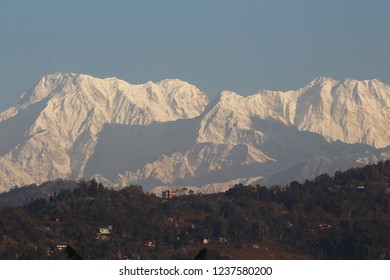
xmin=0 ymin=161 xmax=389 ymax=260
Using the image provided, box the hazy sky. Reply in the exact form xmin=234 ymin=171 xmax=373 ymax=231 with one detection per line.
xmin=1 ymin=0 xmax=389 ymax=111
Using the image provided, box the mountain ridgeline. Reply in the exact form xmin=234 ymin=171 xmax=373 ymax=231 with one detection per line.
xmin=0 ymin=73 xmax=390 ymax=193
xmin=0 ymin=161 xmax=389 ymax=259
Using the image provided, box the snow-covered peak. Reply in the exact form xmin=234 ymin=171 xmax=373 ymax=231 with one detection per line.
xmin=219 ymin=90 xmax=241 ymax=98
xmin=0 ymin=73 xmax=208 ymax=189
xmin=0 ymin=74 xmax=389 ymax=193
xmin=18 ymin=72 xmax=74 ymax=105
xmin=197 ymin=76 xmax=390 ymax=148
xmin=14 ymin=73 xmax=208 ymax=122
xmin=259 ymin=77 xmax=390 ymax=148
xmin=156 ymin=78 xmax=192 ymax=88
xmin=309 ymin=76 xmax=338 ymax=86
xmin=307 ymin=76 xmax=387 ymax=92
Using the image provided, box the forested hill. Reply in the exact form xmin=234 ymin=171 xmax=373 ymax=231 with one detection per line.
xmin=0 ymin=161 xmax=389 ymax=260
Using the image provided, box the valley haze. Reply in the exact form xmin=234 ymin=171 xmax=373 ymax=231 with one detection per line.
xmin=0 ymin=73 xmax=389 ymax=194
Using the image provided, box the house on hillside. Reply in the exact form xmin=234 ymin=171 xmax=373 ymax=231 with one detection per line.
xmin=218 ymin=237 xmax=228 ymax=244
xmin=99 ymin=228 xmax=110 ymax=234
xmin=162 ymin=190 xmax=176 ymax=200
xmin=96 ymin=225 xmax=113 ymax=240
xmin=318 ymin=223 xmax=332 ymax=230
xmin=56 ymin=244 xmax=67 ymax=251
xmin=144 ymin=240 xmax=155 ymax=247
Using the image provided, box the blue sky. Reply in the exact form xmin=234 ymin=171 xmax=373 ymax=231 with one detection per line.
xmin=1 ymin=0 xmax=389 ymax=111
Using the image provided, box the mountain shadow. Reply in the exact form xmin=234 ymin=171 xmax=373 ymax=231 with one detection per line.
xmin=83 ymin=117 xmax=200 ymax=180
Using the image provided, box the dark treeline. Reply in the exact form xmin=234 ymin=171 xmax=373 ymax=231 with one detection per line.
xmin=0 ymin=161 xmax=389 ymax=260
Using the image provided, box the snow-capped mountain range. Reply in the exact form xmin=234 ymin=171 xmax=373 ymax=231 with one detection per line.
xmin=0 ymin=73 xmax=389 ymax=193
